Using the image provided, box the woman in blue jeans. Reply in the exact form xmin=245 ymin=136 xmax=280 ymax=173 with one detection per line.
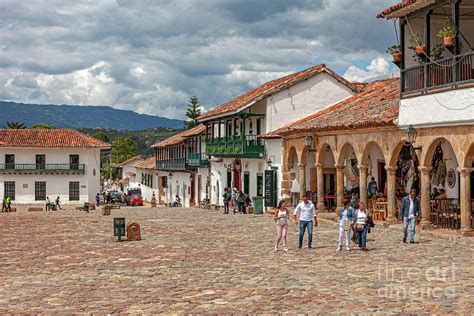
xmin=355 ymin=201 xmax=369 ymax=251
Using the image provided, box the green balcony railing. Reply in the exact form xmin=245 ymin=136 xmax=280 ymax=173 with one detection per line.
xmin=187 ymin=153 xmax=210 ymax=168
xmin=156 ymin=158 xmax=186 ymax=171
xmin=205 ymin=134 xmax=265 ymax=158
xmin=0 ymin=163 xmax=86 ymax=174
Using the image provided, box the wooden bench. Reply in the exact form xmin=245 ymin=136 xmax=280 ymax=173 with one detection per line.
xmin=75 ymin=206 xmax=83 ymax=211
xmin=89 ymin=204 xmax=96 ymax=211
xmin=28 ymin=207 xmax=43 ymax=212
xmin=102 ymin=205 xmax=112 ymax=215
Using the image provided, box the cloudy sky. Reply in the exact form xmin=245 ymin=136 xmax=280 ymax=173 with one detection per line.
xmin=0 ymin=0 xmax=399 ymax=120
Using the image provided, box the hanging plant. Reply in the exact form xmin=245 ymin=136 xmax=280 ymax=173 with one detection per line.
xmin=408 ymin=33 xmax=426 ymax=56
xmin=437 ymin=17 xmax=456 ymax=47
xmin=386 ymin=45 xmax=402 ymax=62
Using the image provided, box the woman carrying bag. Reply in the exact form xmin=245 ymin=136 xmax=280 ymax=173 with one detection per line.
xmin=355 ymin=201 xmax=370 ymax=251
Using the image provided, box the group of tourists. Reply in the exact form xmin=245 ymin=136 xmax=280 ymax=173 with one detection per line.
xmin=222 ymin=187 xmax=249 ymax=215
xmin=1 ymin=196 xmax=12 ymax=212
xmin=45 ymin=196 xmax=62 ymax=211
xmin=272 ymin=188 xmax=422 ymax=252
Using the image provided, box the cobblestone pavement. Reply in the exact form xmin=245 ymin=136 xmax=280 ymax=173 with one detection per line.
xmin=1 ymin=207 xmax=473 ymax=314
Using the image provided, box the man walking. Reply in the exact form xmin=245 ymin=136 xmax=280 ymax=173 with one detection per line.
xmin=45 ymin=196 xmax=51 ymax=211
xmin=400 ymin=189 xmax=421 ymax=243
xmin=293 ymin=193 xmax=317 ymax=250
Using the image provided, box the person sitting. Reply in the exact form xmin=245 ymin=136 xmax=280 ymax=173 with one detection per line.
xmin=368 ymin=177 xmax=378 ymax=198
xmin=172 ymin=195 xmax=181 ymax=207
xmin=436 ymin=189 xmax=447 ymax=200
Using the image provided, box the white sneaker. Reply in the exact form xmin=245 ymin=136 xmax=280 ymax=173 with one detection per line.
xmin=274 ymin=245 xmax=278 ymax=251
xmin=346 ymin=246 xmax=350 ymax=251
xmin=336 ymin=245 xmax=342 ymax=252
xmin=283 ymin=247 xmax=288 ymax=252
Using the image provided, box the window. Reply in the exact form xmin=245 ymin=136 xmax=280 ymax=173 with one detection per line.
xmin=36 ymin=155 xmax=45 ymax=170
xmin=256 ymin=119 xmax=261 ymax=135
xmin=249 ymin=121 xmax=253 ymax=134
xmin=69 ymin=182 xmax=79 ymax=201
xmin=5 ymin=154 xmax=14 ymax=169
xmin=70 ymin=155 xmax=79 ymax=170
xmin=162 ymin=176 xmax=167 ymax=188
xmin=257 ymin=173 xmax=263 ymax=196
xmin=226 ymin=170 xmax=232 ymax=189
xmin=150 ymin=175 xmax=153 ymax=188
xmin=35 ymin=182 xmax=46 ymax=201
xmin=4 ymin=181 xmax=15 ymax=200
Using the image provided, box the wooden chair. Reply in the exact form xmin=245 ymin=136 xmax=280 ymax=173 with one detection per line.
xmin=430 ymin=200 xmax=439 ymax=227
xmin=438 ymin=200 xmax=448 ymax=229
xmin=373 ymin=199 xmax=386 ymax=221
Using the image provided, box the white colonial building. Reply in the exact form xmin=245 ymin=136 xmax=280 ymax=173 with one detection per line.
xmin=151 ymin=125 xmax=209 ymax=208
xmin=0 ymin=129 xmax=110 ymax=204
xmin=197 ymin=64 xmax=361 ymax=208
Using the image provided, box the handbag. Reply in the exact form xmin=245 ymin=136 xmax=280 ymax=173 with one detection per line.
xmin=355 ymin=224 xmax=364 ymax=231
xmin=367 ymin=215 xmax=375 ymax=228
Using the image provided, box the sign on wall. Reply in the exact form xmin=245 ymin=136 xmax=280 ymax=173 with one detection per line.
xmin=265 ymin=169 xmax=277 ymax=208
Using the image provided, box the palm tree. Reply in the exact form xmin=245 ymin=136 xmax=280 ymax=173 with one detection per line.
xmin=6 ymin=121 xmax=26 ymax=129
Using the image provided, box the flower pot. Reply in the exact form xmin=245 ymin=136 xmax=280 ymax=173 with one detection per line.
xmin=392 ymin=52 xmax=402 ymax=63
xmin=444 ymin=36 xmax=455 ymax=47
xmin=415 ymin=45 xmax=426 ymax=56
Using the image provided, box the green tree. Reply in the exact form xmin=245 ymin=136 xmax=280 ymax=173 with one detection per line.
xmin=6 ymin=121 xmax=26 ymax=129
xmin=185 ymin=96 xmax=202 ymax=129
xmin=31 ymin=123 xmax=56 ymax=129
xmin=111 ymin=137 xmax=138 ymax=164
xmin=91 ymin=131 xmax=110 ymax=143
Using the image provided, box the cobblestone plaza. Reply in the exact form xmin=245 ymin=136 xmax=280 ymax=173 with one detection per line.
xmin=1 ymin=207 xmax=473 ymax=313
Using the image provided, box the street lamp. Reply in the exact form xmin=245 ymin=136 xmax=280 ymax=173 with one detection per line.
xmin=304 ymin=135 xmax=317 ymax=152
xmin=405 ymin=125 xmax=422 ymax=150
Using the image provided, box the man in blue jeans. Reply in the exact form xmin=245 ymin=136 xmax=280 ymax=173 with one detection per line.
xmin=293 ymin=193 xmax=317 ymax=249
xmin=400 ymin=189 xmax=421 ymax=243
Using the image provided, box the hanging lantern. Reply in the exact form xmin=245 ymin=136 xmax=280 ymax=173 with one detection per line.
xmin=406 ymin=125 xmax=417 ymax=144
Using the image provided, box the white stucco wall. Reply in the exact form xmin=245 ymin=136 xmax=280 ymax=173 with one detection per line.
xmin=265 ymin=72 xmax=355 ymax=132
xmin=399 ymin=88 xmax=474 ymax=127
xmin=0 ymin=147 xmax=101 ymax=204
xmin=165 ymin=171 xmax=191 ymax=207
xmin=430 ymin=140 xmax=459 ymax=199
xmin=136 ymin=168 xmax=159 ymax=202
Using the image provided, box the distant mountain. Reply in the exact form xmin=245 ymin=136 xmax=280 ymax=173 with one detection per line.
xmin=0 ymin=101 xmax=183 ymax=130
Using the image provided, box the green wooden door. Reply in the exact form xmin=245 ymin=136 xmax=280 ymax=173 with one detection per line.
xmin=244 ymin=172 xmax=250 ymax=195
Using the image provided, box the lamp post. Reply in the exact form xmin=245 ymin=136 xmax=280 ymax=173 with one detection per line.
xmin=304 ymin=135 xmax=317 ymax=152
xmin=405 ymin=125 xmax=422 ymax=150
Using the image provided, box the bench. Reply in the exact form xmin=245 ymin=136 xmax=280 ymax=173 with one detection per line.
xmin=28 ymin=207 xmax=43 ymax=212
xmin=102 ymin=205 xmax=112 ymax=215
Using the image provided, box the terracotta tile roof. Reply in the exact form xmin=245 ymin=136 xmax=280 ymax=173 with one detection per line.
xmin=377 ymin=0 xmax=434 ymax=19
xmin=0 ymin=129 xmax=111 ymax=149
xmin=115 ymin=155 xmax=143 ymax=168
xmin=151 ymin=125 xmax=205 ymax=148
xmin=263 ymin=78 xmax=400 ymax=136
xmin=198 ymin=64 xmax=360 ymax=121
xmin=135 ymin=156 xmax=156 ymax=170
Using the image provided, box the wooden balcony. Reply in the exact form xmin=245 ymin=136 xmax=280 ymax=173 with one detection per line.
xmin=156 ymin=158 xmax=186 ymax=171
xmin=187 ymin=153 xmax=210 ymax=168
xmin=0 ymin=163 xmax=85 ymax=174
xmin=205 ymin=134 xmax=265 ymax=159
xmin=401 ymin=52 xmax=474 ymax=97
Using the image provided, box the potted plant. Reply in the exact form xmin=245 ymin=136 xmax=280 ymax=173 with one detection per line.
xmin=386 ymin=45 xmax=402 ymax=62
xmin=437 ymin=17 xmax=456 ymax=47
xmin=409 ymin=33 xmax=426 ymax=56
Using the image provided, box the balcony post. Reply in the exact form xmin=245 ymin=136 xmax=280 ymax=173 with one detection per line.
xmin=452 ymin=0 xmax=460 ymax=83
xmin=400 ymin=18 xmax=406 ymax=93
xmin=424 ymin=10 xmax=432 ymax=90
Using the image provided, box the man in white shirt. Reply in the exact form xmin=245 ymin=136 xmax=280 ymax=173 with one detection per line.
xmin=293 ymin=193 xmax=317 ymax=249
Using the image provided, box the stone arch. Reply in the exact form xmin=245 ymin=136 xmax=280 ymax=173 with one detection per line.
xmin=388 ymin=141 xmax=407 ymax=167
xmin=337 ymin=142 xmax=358 ymax=166
xmin=300 ymin=146 xmax=309 ymax=165
xmin=361 ymin=141 xmax=385 ymax=167
xmin=422 ymin=137 xmax=460 ymax=167
xmin=317 ymin=143 xmax=336 ymax=166
xmin=464 ymin=143 xmax=474 ymax=168
xmin=286 ymin=146 xmax=298 ymax=168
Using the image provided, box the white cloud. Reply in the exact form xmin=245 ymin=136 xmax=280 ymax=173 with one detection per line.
xmin=0 ymin=0 xmax=397 ymax=120
xmin=342 ymin=57 xmax=398 ymax=82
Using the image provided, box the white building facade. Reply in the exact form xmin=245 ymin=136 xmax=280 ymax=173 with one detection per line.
xmin=0 ymin=129 xmax=110 ymax=204
xmin=198 ymin=64 xmax=360 ymax=209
